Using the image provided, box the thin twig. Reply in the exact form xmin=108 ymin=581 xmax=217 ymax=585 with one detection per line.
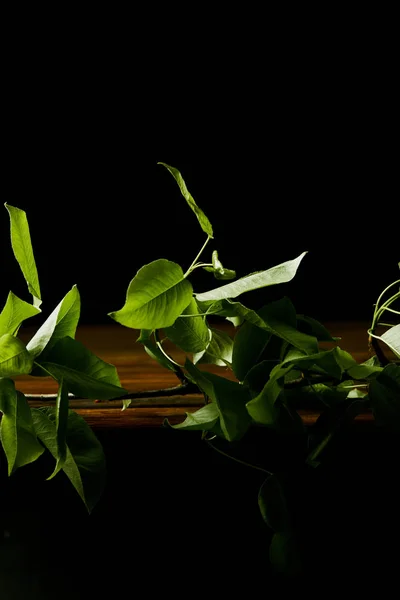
xmin=25 ymin=380 xmax=201 ymax=403
xmin=205 ymin=439 xmax=272 ymax=476
xmin=24 ymin=372 xmax=333 ymax=403
xmin=25 ymin=393 xmax=76 ymax=400
xmin=184 ymin=236 xmax=211 ymax=278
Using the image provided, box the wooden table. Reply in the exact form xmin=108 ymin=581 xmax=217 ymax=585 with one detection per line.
xmin=16 ymin=321 xmax=373 ymax=428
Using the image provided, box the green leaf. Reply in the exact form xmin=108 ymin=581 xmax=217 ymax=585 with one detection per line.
xmin=197 ymin=297 xmax=318 ymax=355
xmin=336 ymin=349 xmax=383 ymax=379
xmin=286 ymin=383 xmax=348 ymax=409
xmin=246 ymin=349 xmax=348 ymax=423
xmin=232 ymin=318 xmax=272 ymax=381
xmin=243 ymin=360 xmax=280 ymax=396
xmin=0 ymin=291 xmax=41 ymax=336
xmin=109 ymin=259 xmax=193 ymax=330
xmin=346 ymin=387 xmax=368 ymax=399
xmin=164 ymin=298 xmax=210 ymax=353
xmin=269 ymin=533 xmax=302 ymax=576
xmin=136 ymin=329 xmax=177 ymax=372
xmin=306 ymin=431 xmax=335 ymax=468
xmin=0 ymin=334 xmax=33 ymax=377
xmin=47 ymin=379 xmax=69 ymax=479
xmin=0 ymin=379 xmax=44 ymax=475
xmin=258 ymin=475 xmax=291 ymax=532
xmin=27 ymin=285 xmax=81 ymax=359
xmin=361 ymin=355 xmax=381 ymax=367
xmin=282 ymin=347 xmax=359 ymax=380
xmin=297 ymin=350 xmax=343 ymax=380
xmin=185 ymin=359 xmax=252 ymax=440
xmin=158 ymin=163 xmax=213 ymax=238
xmin=35 ymin=336 xmax=127 ymax=400
xmin=203 ymin=267 xmax=237 ymax=280
xmin=31 ymin=407 xmax=106 ymax=512
xmin=168 ymin=403 xmax=219 ymax=431
xmin=195 ymin=252 xmax=307 ymax=302
xmin=193 ymin=328 xmax=233 ymax=366
xmin=5 ymin=203 xmax=41 ymax=308
xmin=212 ymin=249 xmax=223 ymax=271
xmin=296 ymin=315 xmax=338 ymax=342
xmin=258 ymin=298 xmax=318 ymax=355
xmin=203 ymin=250 xmax=236 ymax=280
xmin=246 ymin=364 xmax=291 ymax=425
xmin=225 ymin=314 xmax=244 ymax=327
xmin=195 ymin=298 xmax=244 ymax=318
xmin=346 ymin=363 xmax=383 ymax=379
xmin=369 ymin=363 xmax=400 ymax=430
xmin=380 ymin=324 xmax=400 ymax=359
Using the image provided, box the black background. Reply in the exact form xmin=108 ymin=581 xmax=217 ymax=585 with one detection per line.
xmin=1 ymin=35 xmax=398 ymax=327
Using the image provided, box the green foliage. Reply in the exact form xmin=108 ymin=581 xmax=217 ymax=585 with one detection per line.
xmin=0 ymin=379 xmax=44 ymax=475
xmin=34 ymin=336 xmax=127 ymax=400
xmin=182 ymin=360 xmax=252 ymax=441
xmin=108 ymin=259 xmax=193 ymax=329
xmin=379 ymin=324 xmax=400 ymax=358
xmin=2 ymin=165 xmax=399 ymax=575
xmin=296 ymin=314 xmax=339 ymax=342
xmin=0 ymin=333 xmax=34 ymax=377
xmin=158 ymin=162 xmax=214 ymax=238
xmin=136 ymin=329 xmax=178 ymax=373
xmin=167 ymin=402 xmax=219 ymax=431
xmin=369 ymin=274 xmax=400 ymax=358
xmin=203 ymin=250 xmax=236 ymax=280
xmin=193 ymin=328 xmax=233 ymax=366
xmin=369 ymin=363 xmax=400 ymax=430
xmin=108 ymin=164 xmax=399 ymax=577
xmin=27 ymin=285 xmax=81 ymax=358
xmin=5 ymin=203 xmax=42 ymax=307
xmin=246 ymin=364 xmax=292 ymax=425
xmin=0 ymin=291 xmax=41 ymax=336
xmin=47 ymin=379 xmax=69 ymax=478
xmin=164 ymin=298 xmax=210 ymax=352
xmin=232 ymin=318 xmax=272 ymax=381
xmin=258 ymin=474 xmax=291 ymax=533
xmin=195 ymin=252 xmax=307 ymax=302
xmin=0 ymin=203 xmax=123 ymax=512
xmin=32 ymin=407 xmax=106 ymax=513
xmin=269 ymin=532 xmax=302 ymax=576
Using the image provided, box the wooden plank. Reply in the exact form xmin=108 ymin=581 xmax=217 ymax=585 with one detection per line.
xmin=58 ymin=406 xmax=374 ymax=429
xmin=72 ymin=406 xmax=196 ymax=428
xmin=13 ymin=322 xmax=377 ymax=428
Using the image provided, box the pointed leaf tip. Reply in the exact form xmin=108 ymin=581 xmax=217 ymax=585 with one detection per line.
xmin=196 ymin=252 xmax=308 ymax=302
xmin=158 ymin=162 xmax=214 ymax=238
xmin=5 ymin=203 xmax=42 ymax=308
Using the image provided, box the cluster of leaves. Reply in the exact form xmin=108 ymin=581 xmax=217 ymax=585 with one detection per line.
xmin=0 ymin=204 xmax=127 ymax=512
xmin=2 ymin=163 xmax=398 ymax=572
xmin=368 ymin=268 xmax=400 ymax=361
xmin=109 ymin=163 xmax=400 ymax=575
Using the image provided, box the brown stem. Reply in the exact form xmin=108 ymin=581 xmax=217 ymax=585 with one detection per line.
xmin=172 ymin=364 xmax=190 ymax=385
xmin=25 ymin=380 xmax=201 ymax=403
xmin=25 ymin=373 xmax=331 ymax=403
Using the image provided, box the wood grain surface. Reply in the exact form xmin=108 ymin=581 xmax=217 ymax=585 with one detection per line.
xmin=15 ymin=321 xmax=374 ymax=428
